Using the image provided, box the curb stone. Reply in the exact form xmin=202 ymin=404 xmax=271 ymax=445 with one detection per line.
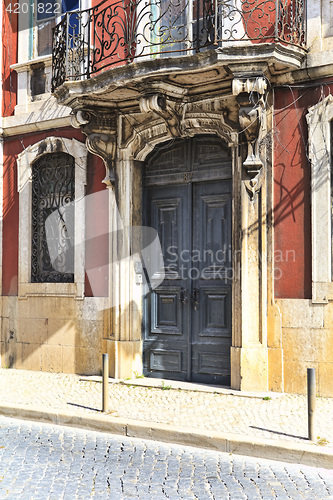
xmin=0 ymin=403 xmax=332 ymax=470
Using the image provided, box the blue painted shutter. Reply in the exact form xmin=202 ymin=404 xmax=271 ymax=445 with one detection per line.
xmin=37 ymin=0 xmax=56 ymax=20
xmin=62 ymin=0 xmax=80 ymax=12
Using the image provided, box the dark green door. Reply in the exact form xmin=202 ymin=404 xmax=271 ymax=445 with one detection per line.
xmin=143 ymin=136 xmax=232 ymax=385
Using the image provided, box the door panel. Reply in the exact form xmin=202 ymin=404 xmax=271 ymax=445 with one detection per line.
xmin=149 ymin=349 xmax=182 ymax=373
xmin=192 ymin=348 xmax=231 ymax=379
xmin=191 ymin=181 xmax=232 ymax=385
xmin=144 ymin=184 xmax=190 ymax=380
xmin=199 ymin=287 xmax=230 ymax=337
xmin=151 ymin=287 xmax=183 ymax=335
xmin=193 ymin=183 xmax=232 ymax=279
xmin=143 ymin=137 xmax=232 ymax=385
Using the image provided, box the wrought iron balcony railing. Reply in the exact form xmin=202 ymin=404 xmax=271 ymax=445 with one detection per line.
xmin=52 ymin=0 xmax=306 ymax=91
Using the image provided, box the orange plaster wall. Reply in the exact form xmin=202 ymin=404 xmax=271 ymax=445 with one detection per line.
xmin=85 ymin=155 xmax=109 ymax=297
xmin=2 ymin=0 xmax=18 ymax=117
xmin=91 ymin=0 xmax=137 ymax=71
xmin=273 ymin=85 xmax=327 ymax=299
xmin=2 ymin=146 xmax=19 ymax=295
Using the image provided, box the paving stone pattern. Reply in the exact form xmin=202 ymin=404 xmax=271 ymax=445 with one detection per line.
xmin=1 ymin=369 xmax=333 ymax=445
xmin=0 ymin=417 xmax=332 ymax=500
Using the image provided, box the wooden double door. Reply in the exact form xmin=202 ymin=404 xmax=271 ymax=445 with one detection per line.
xmin=143 ymin=136 xmax=232 ymax=385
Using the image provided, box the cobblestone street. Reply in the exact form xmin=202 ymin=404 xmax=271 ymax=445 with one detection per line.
xmin=0 ymin=417 xmax=332 ymax=500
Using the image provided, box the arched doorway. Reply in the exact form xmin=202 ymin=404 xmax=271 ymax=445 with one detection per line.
xmin=143 ymin=135 xmax=233 ymax=385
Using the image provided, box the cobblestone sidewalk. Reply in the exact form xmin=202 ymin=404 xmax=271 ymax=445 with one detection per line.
xmin=0 ymin=368 xmax=333 ymax=448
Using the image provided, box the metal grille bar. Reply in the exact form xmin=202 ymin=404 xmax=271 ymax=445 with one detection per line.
xmin=31 ymin=152 xmax=75 ymax=283
xmin=52 ymin=0 xmax=306 ymax=90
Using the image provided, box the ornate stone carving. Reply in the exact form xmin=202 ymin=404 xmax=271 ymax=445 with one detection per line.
xmin=232 ymin=77 xmax=267 ymax=96
xmin=233 ymin=77 xmax=267 ymax=200
xmin=139 ymin=95 xmax=181 ymax=137
xmin=72 ymin=109 xmax=117 ymax=188
xmin=122 ymin=99 xmax=237 ymax=161
xmin=86 ymin=132 xmax=117 ymax=188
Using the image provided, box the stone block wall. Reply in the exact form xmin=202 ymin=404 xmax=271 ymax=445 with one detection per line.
xmin=277 ymin=299 xmax=333 ymax=397
xmin=0 ymin=296 xmax=107 ymax=375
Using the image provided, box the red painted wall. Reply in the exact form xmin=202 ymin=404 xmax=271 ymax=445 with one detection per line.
xmin=243 ymin=0 xmax=275 ymax=42
xmin=2 ymin=142 xmax=18 ymax=295
xmin=90 ymin=0 xmax=131 ymax=74
xmin=273 ymin=84 xmax=333 ymax=298
xmin=244 ymin=1 xmax=298 ymax=44
xmin=2 ymin=128 xmax=109 ymax=297
xmin=85 ymin=154 xmax=109 ymax=297
xmin=2 ymin=0 xmax=18 ymax=116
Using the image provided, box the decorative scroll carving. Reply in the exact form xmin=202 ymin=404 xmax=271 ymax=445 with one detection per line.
xmin=123 ymin=98 xmax=237 ymax=161
xmin=86 ymin=133 xmax=117 ymax=188
xmin=72 ymin=109 xmax=117 ymax=188
xmin=139 ymin=95 xmax=181 ymax=137
xmin=234 ymin=77 xmax=267 ymax=200
xmin=232 ymin=77 xmax=267 ymax=96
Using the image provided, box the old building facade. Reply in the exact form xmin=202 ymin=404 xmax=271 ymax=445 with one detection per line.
xmin=1 ymin=0 xmax=333 ymax=396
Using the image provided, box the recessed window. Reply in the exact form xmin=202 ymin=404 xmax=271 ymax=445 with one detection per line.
xmin=31 ymin=63 xmax=46 ymax=96
xmin=16 ymin=137 xmax=87 ymax=298
xmin=31 ymin=152 xmax=75 ymax=283
xmin=35 ymin=1 xmax=59 ymax=56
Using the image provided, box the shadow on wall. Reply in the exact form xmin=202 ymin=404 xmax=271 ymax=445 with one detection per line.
xmin=0 ymin=296 xmax=135 ymax=376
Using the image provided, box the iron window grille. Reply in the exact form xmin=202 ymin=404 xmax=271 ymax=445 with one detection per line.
xmin=31 ymin=152 xmax=75 ymax=283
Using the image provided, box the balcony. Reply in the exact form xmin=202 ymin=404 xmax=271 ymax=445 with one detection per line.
xmin=52 ymin=0 xmax=306 ymax=92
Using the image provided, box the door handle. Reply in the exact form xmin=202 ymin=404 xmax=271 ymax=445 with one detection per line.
xmin=191 ymin=287 xmax=199 ymax=311
xmin=179 ymin=287 xmax=188 ymax=304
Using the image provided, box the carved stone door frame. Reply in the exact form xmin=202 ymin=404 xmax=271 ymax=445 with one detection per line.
xmin=70 ymin=79 xmax=282 ymax=392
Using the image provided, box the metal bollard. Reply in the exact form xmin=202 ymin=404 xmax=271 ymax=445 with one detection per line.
xmin=307 ymin=368 xmax=316 ymax=441
xmin=102 ymin=353 xmax=109 ymax=413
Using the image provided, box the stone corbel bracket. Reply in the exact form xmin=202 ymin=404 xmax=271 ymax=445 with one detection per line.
xmin=233 ymin=77 xmax=267 ymax=200
xmin=72 ymin=109 xmax=117 ymax=188
xmin=139 ymin=95 xmax=181 ymax=137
